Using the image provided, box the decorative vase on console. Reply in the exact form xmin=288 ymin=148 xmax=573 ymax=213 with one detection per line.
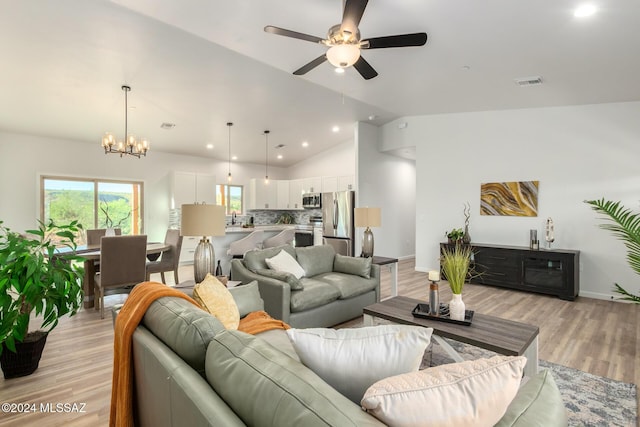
xmin=449 ymin=293 xmax=466 ymax=321
xmin=462 ymin=202 xmax=471 ymax=245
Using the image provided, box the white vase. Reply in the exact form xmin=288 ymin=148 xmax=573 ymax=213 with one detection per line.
xmin=449 ymin=293 xmax=466 ymax=321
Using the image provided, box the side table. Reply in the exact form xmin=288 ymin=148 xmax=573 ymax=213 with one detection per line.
xmin=371 ymin=256 xmax=399 ymax=297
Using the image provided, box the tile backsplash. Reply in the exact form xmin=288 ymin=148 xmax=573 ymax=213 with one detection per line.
xmin=169 ymin=208 xmax=322 ymax=229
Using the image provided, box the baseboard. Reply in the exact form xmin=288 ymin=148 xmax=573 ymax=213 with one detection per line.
xmin=578 ymin=290 xmax=634 ymax=303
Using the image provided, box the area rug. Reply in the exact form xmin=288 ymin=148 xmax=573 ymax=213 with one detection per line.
xmin=429 ymin=337 xmax=637 ymax=427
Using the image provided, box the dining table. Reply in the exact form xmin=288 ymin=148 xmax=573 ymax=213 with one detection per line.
xmin=71 ymin=242 xmax=171 ymax=309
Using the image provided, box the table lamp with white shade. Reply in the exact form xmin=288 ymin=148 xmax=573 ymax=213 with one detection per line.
xmin=354 ymin=207 xmax=381 ymax=258
xmin=181 ymin=204 xmax=226 ymax=282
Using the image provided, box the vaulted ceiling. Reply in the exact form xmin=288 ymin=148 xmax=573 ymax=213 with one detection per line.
xmin=0 ymin=0 xmax=638 ymax=166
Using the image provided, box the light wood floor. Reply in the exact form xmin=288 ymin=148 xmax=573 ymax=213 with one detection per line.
xmin=1 ymin=258 xmax=638 ymax=426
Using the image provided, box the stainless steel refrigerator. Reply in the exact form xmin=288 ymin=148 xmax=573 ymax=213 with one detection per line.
xmin=322 ymin=191 xmax=355 ymax=256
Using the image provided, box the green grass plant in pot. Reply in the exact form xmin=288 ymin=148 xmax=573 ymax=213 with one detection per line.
xmin=0 ymin=219 xmax=85 ymax=378
xmin=440 ymin=244 xmax=473 ymax=321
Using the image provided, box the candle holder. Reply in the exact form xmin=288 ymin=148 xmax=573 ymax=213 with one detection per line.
xmin=428 ymin=270 xmax=440 ymax=316
xmin=429 ymin=280 xmax=439 ymax=316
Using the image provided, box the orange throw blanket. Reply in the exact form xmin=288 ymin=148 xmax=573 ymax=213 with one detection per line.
xmin=110 ymin=281 xmax=201 ymax=427
xmin=238 ymin=310 xmax=290 ymax=334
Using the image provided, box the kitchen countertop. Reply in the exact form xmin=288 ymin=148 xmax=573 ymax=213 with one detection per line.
xmin=224 ymin=224 xmax=296 ymax=233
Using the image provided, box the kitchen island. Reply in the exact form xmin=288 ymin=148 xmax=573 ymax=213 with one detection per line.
xmin=180 ymin=224 xmax=297 ymax=276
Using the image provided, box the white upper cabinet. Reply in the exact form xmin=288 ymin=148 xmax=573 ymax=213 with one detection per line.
xmin=301 ymin=177 xmax=322 ymax=194
xmin=249 ymin=178 xmax=277 ymax=210
xmin=288 ymin=179 xmax=304 ymax=210
xmin=337 ymin=175 xmax=355 ymax=191
xmin=276 ymin=180 xmax=290 ymax=209
xmin=321 ymin=176 xmax=338 ymax=193
xmin=171 ymin=172 xmax=215 ymax=209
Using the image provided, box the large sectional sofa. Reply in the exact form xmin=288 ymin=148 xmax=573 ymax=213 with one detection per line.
xmin=230 ymin=244 xmax=380 ymax=328
xmin=121 ymin=285 xmax=568 ymax=427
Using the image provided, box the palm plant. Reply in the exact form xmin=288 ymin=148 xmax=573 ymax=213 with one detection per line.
xmin=585 ymin=198 xmax=640 ymax=303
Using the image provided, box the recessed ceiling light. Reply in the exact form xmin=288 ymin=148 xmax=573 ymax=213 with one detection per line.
xmin=332 ymin=126 xmax=340 ymax=133
xmin=302 ymin=141 xmax=309 ymax=147
xmin=277 ymin=154 xmax=283 ymax=159
xmin=232 ymin=155 xmax=237 ymax=160
xmin=334 ymin=67 xmax=345 ymax=74
xmin=574 ymin=4 xmax=596 ymax=17
xmin=368 ymin=115 xmax=378 ymax=121
xmin=206 ymin=144 xmax=213 ymax=149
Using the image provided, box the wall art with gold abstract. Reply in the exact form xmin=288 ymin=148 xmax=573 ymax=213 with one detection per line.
xmin=480 ymin=181 xmax=539 ymax=216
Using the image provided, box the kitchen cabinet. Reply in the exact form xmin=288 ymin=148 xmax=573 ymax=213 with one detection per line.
xmin=276 ymin=180 xmax=290 ymax=209
xmin=301 ymin=177 xmax=321 ymax=194
xmin=179 ymin=235 xmax=200 ymax=264
xmin=171 ymin=172 xmax=215 ymax=209
xmin=321 ymin=176 xmax=338 ymax=193
xmin=288 ymin=179 xmax=304 ymax=210
xmin=338 ymin=175 xmax=355 ymax=191
xmin=321 ymin=175 xmax=355 ymax=193
xmin=248 ymin=178 xmax=277 ymax=210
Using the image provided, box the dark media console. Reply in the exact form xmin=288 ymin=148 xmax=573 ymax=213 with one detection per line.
xmin=440 ymin=243 xmax=579 ymax=301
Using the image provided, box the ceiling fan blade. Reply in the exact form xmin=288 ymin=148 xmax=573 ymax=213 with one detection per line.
xmin=353 ymin=56 xmax=378 ymax=80
xmin=264 ymin=25 xmax=324 ymax=44
xmin=293 ymin=54 xmax=328 ymax=75
xmin=363 ymin=33 xmax=428 ymax=49
xmin=341 ymin=0 xmax=368 ymax=34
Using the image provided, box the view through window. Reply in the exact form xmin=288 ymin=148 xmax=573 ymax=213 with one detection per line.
xmin=216 ymin=184 xmax=243 ymax=214
xmin=41 ymin=176 xmax=143 ymax=244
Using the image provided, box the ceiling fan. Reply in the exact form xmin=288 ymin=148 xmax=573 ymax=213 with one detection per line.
xmin=264 ymin=0 xmax=427 ymax=80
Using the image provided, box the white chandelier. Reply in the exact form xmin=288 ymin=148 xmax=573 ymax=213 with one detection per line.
xmin=101 ymin=85 xmax=149 ymax=158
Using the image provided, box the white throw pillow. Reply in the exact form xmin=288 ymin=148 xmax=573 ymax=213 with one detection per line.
xmin=361 ymin=355 xmax=526 ymax=427
xmin=265 ymin=249 xmax=306 ymax=279
xmin=286 ymin=325 xmax=433 ymax=404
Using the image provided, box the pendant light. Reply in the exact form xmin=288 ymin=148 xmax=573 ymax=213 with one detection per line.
xmin=101 ymin=85 xmax=149 ymax=158
xmin=264 ymin=130 xmax=270 ymax=184
xmin=226 ymin=122 xmax=233 ymax=182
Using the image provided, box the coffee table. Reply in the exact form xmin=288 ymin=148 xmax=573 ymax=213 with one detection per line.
xmin=363 ymin=296 xmax=540 ymax=377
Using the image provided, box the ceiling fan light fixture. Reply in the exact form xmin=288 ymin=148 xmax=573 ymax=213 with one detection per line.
xmin=326 ymin=44 xmax=360 ymax=68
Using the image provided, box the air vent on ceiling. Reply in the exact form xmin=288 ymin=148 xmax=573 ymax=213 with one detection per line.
xmin=514 ymin=76 xmax=543 ymax=87
xmin=275 ymin=144 xmax=286 ymax=149
xmin=160 ymin=122 xmax=176 ymax=129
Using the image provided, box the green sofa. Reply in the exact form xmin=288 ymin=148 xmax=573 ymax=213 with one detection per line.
xmin=121 ymin=289 xmax=568 ymax=427
xmin=230 ymin=244 xmax=380 ymax=328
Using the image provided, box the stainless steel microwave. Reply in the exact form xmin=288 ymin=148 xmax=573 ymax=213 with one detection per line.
xmin=302 ymin=193 xmax=321 ymax=209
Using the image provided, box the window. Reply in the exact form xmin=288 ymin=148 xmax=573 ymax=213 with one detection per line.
xmin=216 ymin=184 xmax=243 ymax=214
xmin=41 ymin=176 xmax=144 ymax=244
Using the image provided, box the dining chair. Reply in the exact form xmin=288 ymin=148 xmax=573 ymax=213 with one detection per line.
xmin=145 ymin=229 xmax=183 ymax=284
xmin=86 ymin=228 xmax=121 ymax=246
xmin=262 ymin=228 xmax=295 ymax=248
xmin=94 ymin=235 xmax=147 ymax=319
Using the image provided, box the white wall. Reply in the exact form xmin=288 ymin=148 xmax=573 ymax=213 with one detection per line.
xmin=0 ymin=131 xmax=286 ymax=241
xmin=356 ymin=122 xmax=416 ymax=259
xmin=286 ymin=139 xmax=355 ymax=179
xmin=380 ymin=101 xmax=640 ymax=299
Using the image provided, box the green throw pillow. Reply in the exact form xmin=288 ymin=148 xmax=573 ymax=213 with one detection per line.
xmin=228 ymin=280 xmax=264 ymax=317
xmin=256 ymin=269 xmax=304 ymax=290
xmin=334 ymin=253 xmax=372 ymax=279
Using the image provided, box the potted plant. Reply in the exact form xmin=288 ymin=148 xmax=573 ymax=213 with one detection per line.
xmin=440 ymin=244 xmax=474 ymax=320
xmin=0 ymin=219 xmax=85 ymax=378
xmin=585 ymin=198 xmax=640 ymax=303
xmin=445 ymin=228 xmax=465 ymax=244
